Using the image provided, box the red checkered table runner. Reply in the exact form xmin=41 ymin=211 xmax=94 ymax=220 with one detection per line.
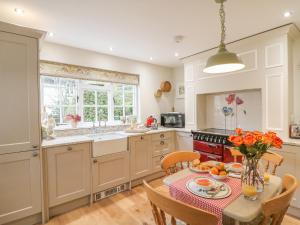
xmin=169 ymin=173 xmax=242 ymax=225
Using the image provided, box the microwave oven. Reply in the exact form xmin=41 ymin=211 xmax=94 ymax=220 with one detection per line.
xmin=161 ymin=113 xmax=185 ymax=128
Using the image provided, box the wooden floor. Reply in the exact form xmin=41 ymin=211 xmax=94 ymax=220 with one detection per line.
xmin=46 ymin=179 xmax=300 ymax=225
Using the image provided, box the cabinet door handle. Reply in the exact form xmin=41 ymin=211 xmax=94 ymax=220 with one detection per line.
xmin=32 ymin=145 xmax=39 ymax=149
xmin=160 ymin=134 xmax=164 ymax=138
xmin=67 ymin=146 xmax=72 ymax=151
xmin=93 ymin=159 xmax=98 ymax=163
xmin=140 ymin=136 xmax=144 ymax=140
xmin=160 ymin=141 xmax=165 ymax=145
xmin=160 ymin=155 xmax=165 ymax=160
xmin=32 ymin=152 xmax=39 ymax=157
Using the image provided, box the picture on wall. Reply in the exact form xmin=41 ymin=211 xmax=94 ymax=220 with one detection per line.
xmin=290 ymin=124 xmax=300 ymax=139
xmin=176 ymin=83 xmax=185 ymax=99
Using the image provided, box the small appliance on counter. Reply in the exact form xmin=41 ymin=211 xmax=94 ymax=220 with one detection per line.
xmin=145 ymin=115 xmax=158 ymax=130
xmin=192 ymin=128 xmax=242 ymax=163
xmin=161 ymin=112 xmax=185 ymax=128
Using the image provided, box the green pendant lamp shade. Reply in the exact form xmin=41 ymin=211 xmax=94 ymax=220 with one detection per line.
xmin=203 ymin=0 xmax=245 ymax=74
xmin=203 ymin=44 xmax=245 ymax=74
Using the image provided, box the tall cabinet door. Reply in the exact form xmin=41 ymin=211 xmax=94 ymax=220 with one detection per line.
xmin=130 ymin=135 xmax=152 ymax=180
xmin=0 ymin=151 xmax=41 ymax=224
xmin=0 ymin=31 xmax=39 ymax=154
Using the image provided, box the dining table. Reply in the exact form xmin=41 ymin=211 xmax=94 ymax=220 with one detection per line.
xmin=161 ymin=168 xmax=282 ymax=225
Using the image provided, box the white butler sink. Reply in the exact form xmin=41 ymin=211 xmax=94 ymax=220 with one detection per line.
xmin=87 ymin=133 xmax=128 ymax=157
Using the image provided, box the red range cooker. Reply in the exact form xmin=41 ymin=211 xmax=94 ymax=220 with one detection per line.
xmin=192 ymin=128 xmax=242 ymax=163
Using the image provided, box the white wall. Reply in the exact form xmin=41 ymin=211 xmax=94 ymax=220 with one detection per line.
xmin=293 ymin=38 xmax=300 ymax=123
xmin=40 ymin=42 xmax=174 ymax=123
xmin=172 ymin=66 xmax=185 ymax=113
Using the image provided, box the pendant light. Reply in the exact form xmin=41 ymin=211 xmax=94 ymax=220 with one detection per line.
xmin=203 ymin=0 xmax=245 ymax=74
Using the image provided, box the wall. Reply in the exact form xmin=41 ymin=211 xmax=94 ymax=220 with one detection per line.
xmin=40 ymin=42 xmax=174 ymax=123
xmin=204 ymin=89 xmax=262 ymax=131
xmin=172 ymin=66 xmax=185 ymax=113
xmin=293 ymin=38 xmax=300 ymax=123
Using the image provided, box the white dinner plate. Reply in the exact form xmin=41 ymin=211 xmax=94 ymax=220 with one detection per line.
xmin=186 ymin=177 xmax=232 ymax=199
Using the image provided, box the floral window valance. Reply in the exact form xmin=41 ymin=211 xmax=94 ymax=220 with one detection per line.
xmin=40 ymin=60 xmax=139 ymax=85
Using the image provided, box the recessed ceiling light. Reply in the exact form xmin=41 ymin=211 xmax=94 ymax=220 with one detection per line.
xmin=174 ymin=52 xmax=179 ymax=57
xmin=149 ymin=57 xmax=153 ymax=61
xmin=284 ymin=11 xmax=292 ymax=18
xmin=14 ymin=8 xmax=25 ymax=15
xmin=109 ymin=47 xmax=113 ymax=51
xmin=48 ymin=32 xmax=54 ymax=37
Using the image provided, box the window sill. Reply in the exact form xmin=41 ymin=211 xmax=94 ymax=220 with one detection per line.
xmin=53 ymin=122 xmax=128 ymax=131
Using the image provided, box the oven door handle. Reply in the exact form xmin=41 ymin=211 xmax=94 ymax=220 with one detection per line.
xmin=208 ymin=144 xmax=217 ymax=148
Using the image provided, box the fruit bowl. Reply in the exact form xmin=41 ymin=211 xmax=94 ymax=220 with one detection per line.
xmin=209 ymin=171 xmax=228 ymax=180
xmin=194 ymin=177 xmax=216 ymax=190
xmin=228 ymin=163 xmax=243 ymax=173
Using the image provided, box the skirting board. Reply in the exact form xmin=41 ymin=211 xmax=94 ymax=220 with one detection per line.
xmin=131 ymin=171 xmax=165 ymax=188
xmin=287 ymin=206 xmax=300 ymax=219
xmin=3 ymin=213 xmax=42 ymax=225
xmin=49 ymin=195 xmax=90 ymax=219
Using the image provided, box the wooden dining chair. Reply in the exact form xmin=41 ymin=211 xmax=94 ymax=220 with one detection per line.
xmin=161 ymin=151 xmax=200 ymax=175
xmin=261 ymin=151 xmax=284 ymax=175
xmin=143 ymin=180 xmax=218 ymax=225
xmin=260 ymin=174 xmax=298 ymax=225
xmin=229 ymin=148 xmax=243 ymax=162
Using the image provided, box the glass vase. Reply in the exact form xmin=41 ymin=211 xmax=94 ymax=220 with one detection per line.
xmin=241 ymin=157 xmax=264 ymax=200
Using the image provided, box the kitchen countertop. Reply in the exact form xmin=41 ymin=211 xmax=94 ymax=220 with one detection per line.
xmin=42 ymin=127 xmax=192 ymax=148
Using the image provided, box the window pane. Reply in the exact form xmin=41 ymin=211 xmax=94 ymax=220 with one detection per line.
xmin=124 ymin=85 xmax=133 ymax=92
xmin=113 ymin=91 xmax=123 ymax=106
xmin=125 ymin=92 xmax=133 ymax=106
xmin=84 ymin=90 xmax=95 ymax=105
xmin=97 ymin=107 xmax=108 ymax=120
xmin=60 ymin=79 xmax=77 ymax=105
xmin=114 ymin=84 xmax=123 ymax=92
xmin=84 ymin=107 xmax=96 ymax=122
xmin=46 ymin=106 xmax=60 ymax=124
xmin=114 ymin=107 xmax=123 ymax=120
xmin=62 ymin=107 xmax=76 ymax=123
xmin=97 ymin=91 xmax=108 ymax=105
xmin=42 ymin=76 xmax=58 ymax=85
xmin=44 ymin=86 xmax=59 ymax=106
xmin=125 ymin=107 xmax=133 ymax=116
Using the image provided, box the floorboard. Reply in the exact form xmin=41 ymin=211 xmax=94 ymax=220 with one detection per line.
xmin=45 ymin=178 xmax=300 ymax=225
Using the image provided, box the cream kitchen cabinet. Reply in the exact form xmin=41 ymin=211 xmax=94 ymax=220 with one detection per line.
xmin=0 ymin=26 xmax=42 ymax=155
xmin=0 ymin=150 xmax=41 ymax=224
xmin=45 ymin=143 xmax=91 ymax=207
xmin=129 ymin=135 xmax=152 ymax=179
xmin=175 ymin=131 xmax=193 ymax=151
xmin=270 ymin=144 xmax=300 ymax=209
xmin=92 ymin=151 xmax=130 ymax=193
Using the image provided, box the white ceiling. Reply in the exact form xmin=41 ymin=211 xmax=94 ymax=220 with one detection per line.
xmin=0 ymin=0 xmax=299 ymax=67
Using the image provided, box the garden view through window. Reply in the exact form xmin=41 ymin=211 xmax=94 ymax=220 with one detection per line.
xmin=40 ymin=76 xmax=137 ymax=126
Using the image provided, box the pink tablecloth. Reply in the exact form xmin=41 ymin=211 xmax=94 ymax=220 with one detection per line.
xmin=169 ymin=174 xmax=241 ymax=225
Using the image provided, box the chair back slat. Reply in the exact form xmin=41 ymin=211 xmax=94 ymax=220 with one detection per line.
xmin=161 ymin=151 xmax=200 ymax=175
xmin=261 ymin=152 xmax=284 ymax=175
xmin=143 ymin=180 xmax=218 ymax=225
xmin=260 ymin=174 xmax=298 ymax=225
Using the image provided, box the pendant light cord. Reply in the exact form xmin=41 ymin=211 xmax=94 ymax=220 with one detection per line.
xmin=219 ymin=1 xmax=226 ymax=46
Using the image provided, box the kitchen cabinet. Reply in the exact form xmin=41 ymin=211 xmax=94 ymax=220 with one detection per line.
xmin=92 ymin=151 xmax=130 ymax=193
xmin=0 ymin=150 xmax=41 ymax=224
xmin=129 ymin=135 xmax=152 ymax=180
xmin=175 ymin=131 xmax=193 ymax=151
xmin=0 ymin=28 xmax=41 ymax=155
xmin=270 ymin=144 xmax=300 ymax=209
xmin=45 ymin=143 xmax=91 ymax=207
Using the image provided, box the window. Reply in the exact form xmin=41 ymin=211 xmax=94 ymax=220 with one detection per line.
xmin=40 ymin=76 xmax=137 ymax=126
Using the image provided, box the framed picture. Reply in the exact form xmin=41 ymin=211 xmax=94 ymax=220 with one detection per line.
xmin=290 ymin=124 xmax=300 ymax=139
xmin=176 ymin=83 xmax=185 ymax=99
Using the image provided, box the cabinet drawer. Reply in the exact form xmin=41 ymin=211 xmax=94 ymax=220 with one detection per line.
xmin=152 ymin=155 xmax=164 ymax=173
xmin=152 ymin=139 xmax=172 ymax=157
xmin=152 ymin=132 xmax=172 ymax=141
xmin=129 ymin=135 xmax=151 ymax=143
xmin=47 ymin=143 xmax=90 ymax=153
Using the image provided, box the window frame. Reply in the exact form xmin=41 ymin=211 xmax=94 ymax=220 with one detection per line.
xmin=40 ymin=75 xmax=138 ymax=127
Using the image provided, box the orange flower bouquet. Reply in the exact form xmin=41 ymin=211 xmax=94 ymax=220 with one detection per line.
xmin=228 ymin=128 xmax=283 ymax=198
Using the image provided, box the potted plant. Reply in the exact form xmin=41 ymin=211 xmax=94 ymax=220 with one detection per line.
xmin=228 ymin=128 xmax=283 ymax=200
xmin=65 ymin=114 xmax=81 ymax=128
